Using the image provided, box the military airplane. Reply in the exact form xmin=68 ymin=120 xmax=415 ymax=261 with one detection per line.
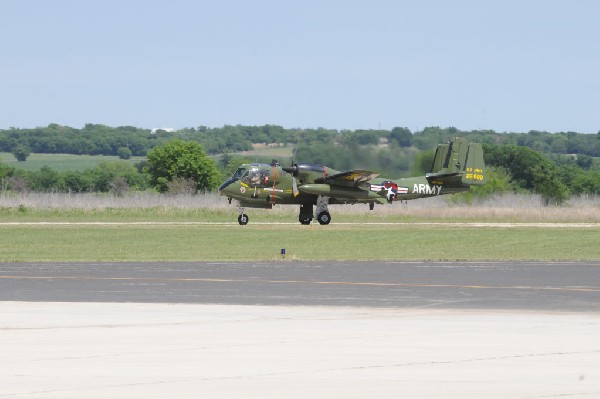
xmin=219 ymin=137 xmax=486 ymax=225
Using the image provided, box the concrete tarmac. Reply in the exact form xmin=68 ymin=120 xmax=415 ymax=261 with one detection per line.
xmin=1 ymin=302 xmax=600 ymax=398
xmin=2 ymin=261 xmax=600 ymax=398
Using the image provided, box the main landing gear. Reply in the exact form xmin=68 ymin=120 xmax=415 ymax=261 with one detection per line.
xmin=236 ymin=197 xmax=332 ymax=226
xmin=315 ymin=195 xmax=331 ymax=225
xmin=316 ymin=211 xmax=331 ymax=225
xmin=298 ymin=196 xmax=331 ymax=225
xmin=299 ymin=203 xmax=313 ymax=225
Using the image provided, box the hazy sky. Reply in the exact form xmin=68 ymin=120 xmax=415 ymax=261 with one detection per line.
xmin=1 ymin=0 xmax=599 ymax=132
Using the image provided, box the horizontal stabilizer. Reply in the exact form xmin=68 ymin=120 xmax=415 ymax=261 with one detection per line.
xmin=426 ymin=172 xmax=460 ymax=180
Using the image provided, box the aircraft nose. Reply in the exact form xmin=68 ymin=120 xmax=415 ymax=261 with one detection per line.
xmin=218 ymin=178 xmax=235 ymax=194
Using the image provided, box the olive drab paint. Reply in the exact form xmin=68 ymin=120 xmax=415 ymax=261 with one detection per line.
xmin=219 ymin=137 xmax=486 ymax=225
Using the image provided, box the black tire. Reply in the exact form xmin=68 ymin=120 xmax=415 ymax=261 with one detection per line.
xmin=299 ymin=216 xmax=312 ymax=225
xmin=238 ymin=214 xmax=249 ymax=225
xmin=317 ymin=211 xmax=331 ymax=225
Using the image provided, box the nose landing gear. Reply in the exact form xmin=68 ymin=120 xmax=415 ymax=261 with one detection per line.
xmin=238 ymin=207 xmax=249 ymax=225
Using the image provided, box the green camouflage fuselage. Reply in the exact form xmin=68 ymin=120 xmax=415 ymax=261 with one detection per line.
xmin=218 ymin=137 xmax=486 ymax=223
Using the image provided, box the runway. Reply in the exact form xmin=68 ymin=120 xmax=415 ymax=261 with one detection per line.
xmin=3 ymin=261 xmax=600 ymax=397
xmin=1 ymin=261 xmax=600 ymax=311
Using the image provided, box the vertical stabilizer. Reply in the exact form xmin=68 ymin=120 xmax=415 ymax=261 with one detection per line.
xmin=429 ymin=137 xmax=469 ymax=174
xmin=427 ymin=137 xmax=486 ymax=186
xmin=430 ymin=143 xmax=449 ymax=173
xmin=462 ymin=142 xmax=486 ymax=185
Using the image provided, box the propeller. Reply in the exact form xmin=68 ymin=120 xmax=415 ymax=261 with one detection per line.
xmin=271 ymin=164 xmax=277 ymax=204
xmin=282 ymin=163 xmax=300 ymax=197
xmin=281 ymin=145 xmax=301 ymax=197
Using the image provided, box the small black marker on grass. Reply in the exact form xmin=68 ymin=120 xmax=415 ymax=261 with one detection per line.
xmin=280 ymin=248 xmax=286 ymax=259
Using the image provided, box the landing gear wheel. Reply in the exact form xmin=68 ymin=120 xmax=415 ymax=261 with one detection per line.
xmin=238 ymin=214 xmax=249 ymax=225
xmin=299 ymin=216 xmax=312 ymax=225
xmin=298 ymin=203 xmax=313 ymax=225
xmin=317 ymin=211 xmax=331 ymax=225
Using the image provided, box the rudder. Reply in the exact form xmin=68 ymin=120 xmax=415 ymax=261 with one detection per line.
xmin=428 ymin=137 xmax=486 ymax=186
xmin=430 ymin=143 xmax=449 ymax=173
xmin=429 ymin=137 xmax=469 ymax=174
xmin=462 ymin=142 xmax=486 ymax=186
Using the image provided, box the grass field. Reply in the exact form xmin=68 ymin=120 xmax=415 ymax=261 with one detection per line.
xmin=1 ymin=223 xmax=598 ymax=262
xmin=0 ymin=192 xmax=598 ymax=262
xmin=1 ymin=192 xmax=598 ymax=223
xmin=0 ymin=152 xmax=145 ymax=171
xmin=1 ymin=143 xmax=290 ymax=172
xmin=236 ymin=143 xmax=294 ymax=159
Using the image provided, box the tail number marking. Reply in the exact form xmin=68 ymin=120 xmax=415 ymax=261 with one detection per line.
xmin=466 ymin=168 xmax=485 ymax=181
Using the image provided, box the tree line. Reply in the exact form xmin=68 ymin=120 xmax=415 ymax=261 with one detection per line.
xmin=1 ymin=124 xmax=599 ymax=205
xmin=2 ymin=123 xmax=600 ymax=158
xmin=1 ymin=139 xmax=598 ymax=206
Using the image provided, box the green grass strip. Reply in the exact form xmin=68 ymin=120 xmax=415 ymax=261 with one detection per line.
xmin=1 ymin=224 xmax=597 ymax=262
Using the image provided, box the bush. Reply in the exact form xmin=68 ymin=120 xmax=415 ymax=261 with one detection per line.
xmin=145 ymin=140 xmax=220 ymax=193
xmin=117 ymin=147 xmax=132 ymax=160
xmin=12 ymin=145 xmax=31 ymax=162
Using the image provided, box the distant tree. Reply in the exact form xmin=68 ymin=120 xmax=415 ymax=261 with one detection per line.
xmin=117 ymin=147 xmax=132 ymax=160
xmin=0 ymin=159 xmax=13 ymax=191
xmin=87 ymin=161 xmax=147 ymax=192
xmin=351 ymin=130 xmax=380 ymax=145
xmin=29 ymin=166 xmax=63 ymax=191
xmin=390 ymin=127 xmax=413 ymax=147
xmin=413 ymin=127 xmax=449 ymax=150
xmin=12 ymin=145 xmax=31 ymax=161
xmin=572 ymin=170 xmax=600 ymax=195
xmin=62 ymin=171 xmax=94 ymax=193
xmin=576 ymin=154 xmax=594 ymax=170
xmin=483 ymin=144 xmax=569 ymax=205
xmin=4 ymin=123 xmax=600 ymax=163
xmin=449 ymin=167 xmax=514 ymax=204
xmin=0 ymin=159 xmax=10 ymax=179
xmin=145 ymin=140 xmax=219 ymax=193
xmin=411 ymin=149 xmax=436 ymax=175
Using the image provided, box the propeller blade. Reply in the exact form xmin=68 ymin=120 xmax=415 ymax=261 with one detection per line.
xmin=292 ymin=175 xmax=299 ymax=197
xmin=272 ymin=166 xmax=277 ymax=203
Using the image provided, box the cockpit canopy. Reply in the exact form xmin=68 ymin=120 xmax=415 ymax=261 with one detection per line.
xmin=234 ymin=163 xmax=274 ymax=188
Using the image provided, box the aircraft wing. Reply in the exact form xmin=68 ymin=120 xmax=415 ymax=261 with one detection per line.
xmin=314 ymin=169 xmax=379 ymax=187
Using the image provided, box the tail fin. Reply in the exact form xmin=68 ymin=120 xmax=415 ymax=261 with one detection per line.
xmin=427 ymin=137 xmax=486 ymax=186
